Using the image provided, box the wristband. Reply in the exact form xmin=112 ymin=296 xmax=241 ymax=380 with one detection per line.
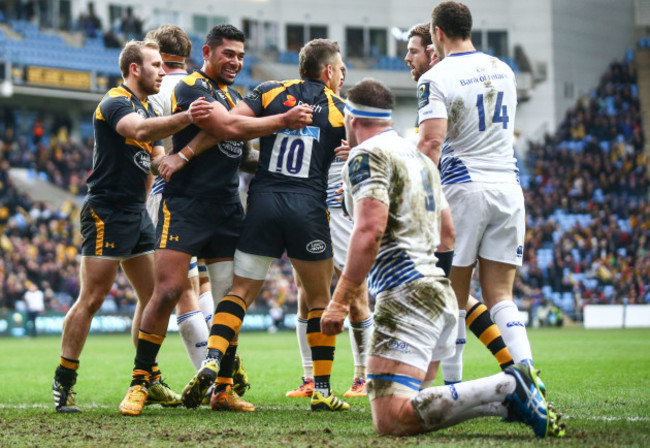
xmin=178 ymin=152 xmax=189 ymax=162
xmin=186 ymin=145 xmax=196 ymax=155
xmin=180 ymin=146 xmax=194 ymax=161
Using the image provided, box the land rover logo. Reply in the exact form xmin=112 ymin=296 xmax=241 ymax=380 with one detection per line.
xmin=218 ymin=141 xmax=243 ymax=158
xmin=306 ymin=239 xmax=326 ymax=254
xmin=133 ymin=151 xmax=150 ymax=173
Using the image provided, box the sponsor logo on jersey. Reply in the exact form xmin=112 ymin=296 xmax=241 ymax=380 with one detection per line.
xmin=348 ymin=153 xmax=371 ymax=186
xmin=387 ymin=338 xmax=410 ymax=353
xmin=137 ymin=108 xmax=148 ymax=119
xmin=218 ymin=140 xmax=244 ymax=158
xmin=297 ymin=100 xmax=322 ymax=114
xmin=276 ymin=126 xmax=321 ymax=140
xmin=283 ymin=94 xmax=296 ymax=107
xmin=133 ymin=150 xmax=151 ymax=173
xmin=417 ymin=82 xmax=430 ymax=109
xmin=306 ymin=239 xmax=327 ymax=254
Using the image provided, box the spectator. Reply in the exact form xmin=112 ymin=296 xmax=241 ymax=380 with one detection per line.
xmin=23 ymin=281 xmax=45 ymax=336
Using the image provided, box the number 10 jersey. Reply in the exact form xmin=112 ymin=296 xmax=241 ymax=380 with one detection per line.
xmin=242 ymin=78 xmax=346 ymax=200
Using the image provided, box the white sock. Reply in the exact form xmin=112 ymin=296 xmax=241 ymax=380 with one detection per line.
xmin=207 ymin=260 xmax=234 ymax=302
xmin=411 ymin=372 xmax=514 ymax=431
xmin=349 ymin=316 xmax=372 ymax=380
xmin=177 ymin=310 xmax=209 ymax=372
xmin=441 ymin=309 xmax=466 ymax=384
xmin=491 ymin=300 xmax=533 ymax=365
xmin=296 ymin=317 xmax=313 ymax=379
xmin=198 ymin=291 xmax=214 ymax=326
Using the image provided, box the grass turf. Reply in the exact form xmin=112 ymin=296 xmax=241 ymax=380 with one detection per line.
xmin=1 ymin=327 xmax=649 ymax=447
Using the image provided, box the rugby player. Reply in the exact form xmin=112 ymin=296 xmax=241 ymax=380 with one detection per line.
xmin=321 ymin=77 xmax=560 ymax=438
xmin=181 ymin=38 xmax=351 ymax=412
xmin=118 ymin=25 xmax=312 ymax=416
xmin=52 ymin=39 xmax=212 ymax=413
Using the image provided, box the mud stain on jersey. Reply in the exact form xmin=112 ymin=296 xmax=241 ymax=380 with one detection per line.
xmin=447 ymin=98 xmax=465 ymax=140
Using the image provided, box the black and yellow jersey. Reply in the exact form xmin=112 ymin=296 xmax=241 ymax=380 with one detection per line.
xmin=165 ymin=70 xmax=244 ymax=203
xmin=87 ymin=84 xmax=161 ymax=210
xmin=243 ymin=78 xmax=345 ymax=200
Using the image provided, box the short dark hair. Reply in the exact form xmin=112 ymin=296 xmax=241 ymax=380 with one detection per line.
xmin=119 ymin=39 xmax=159 ymax=79
xmin=299 ymin=39 xmax=340 ymax=79
xmin=346 ymin=78 xmax=394 ymax=111
xmin=205 ymin=24 xmax=245 ymax=49
xmin=431 ymin=1 xmax=472 ymax=40
xmin=408 ymin=23 xmax=432 ymax=48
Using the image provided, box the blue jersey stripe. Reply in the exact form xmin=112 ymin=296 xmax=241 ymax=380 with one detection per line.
xmin=368 ymin=245 xmax=423 ymax=296
xmin=441 ymin=157 xmax=471 ymax=185
xmin=149 ymin=176 xmax=166 ymax=195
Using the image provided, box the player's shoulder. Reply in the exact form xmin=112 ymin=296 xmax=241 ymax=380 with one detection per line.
xmin=178 ymin=71 xmax=211 ymax=90
xmin=255 ymin=79 xmax=303 ymax=93
xmin=102 ymin=86 xmax=132 ymax=104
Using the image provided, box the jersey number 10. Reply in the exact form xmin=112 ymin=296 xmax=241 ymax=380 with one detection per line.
xmin=269 ymin=134 xmax=313 ymax=178
xmin=476 ymin=91 xmax=509 ymax=131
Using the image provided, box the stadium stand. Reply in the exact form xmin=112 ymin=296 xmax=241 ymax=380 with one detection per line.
xmin=0 ymin=9 xmax=646 ymax=326
xmin=519 ymin=52 xmax=648 ymax=321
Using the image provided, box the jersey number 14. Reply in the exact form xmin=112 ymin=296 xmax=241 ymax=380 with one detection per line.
xmin=476 ymin=91 xmax=509 ymax=131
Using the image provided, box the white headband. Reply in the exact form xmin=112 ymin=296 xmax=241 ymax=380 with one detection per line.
xmin=344 ymin=100 xmax=392 ymax=119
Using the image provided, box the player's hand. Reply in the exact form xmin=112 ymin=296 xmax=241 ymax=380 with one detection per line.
xmin=158 ymin=153 xmax=187 ymax=181
xmin=334 ymin=139 xmax=350 ymax=161
xmin=321 ymin=300 xmax=349 ymax=335
xmin=187 ymin=97 xmax=212 ymax=123
xmin=283 ymin=104 xmax=313 ymax=130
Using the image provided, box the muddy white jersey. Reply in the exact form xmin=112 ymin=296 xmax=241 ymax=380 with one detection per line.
xmin=417 ymin=51 xmax=519 ymax=185
xmin=342 ymin=129 xmax=445 ymax=296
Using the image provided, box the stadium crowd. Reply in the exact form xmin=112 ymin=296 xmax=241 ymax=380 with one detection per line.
xmin=518 ymin=56 xmax=649 ymax=318
xmin=0 ymin=46 xmax=646 ymax=321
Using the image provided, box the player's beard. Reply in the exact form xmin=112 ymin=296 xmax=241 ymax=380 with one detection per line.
xmin=139 ymin=74 xmax=160 ymax=96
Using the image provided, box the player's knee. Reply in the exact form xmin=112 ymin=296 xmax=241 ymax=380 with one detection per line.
xmin=155 ymin=281 xmax=184 ymax=308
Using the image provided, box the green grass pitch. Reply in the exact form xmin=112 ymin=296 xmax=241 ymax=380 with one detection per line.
xmin=1 ymin=327 xmax=649 ymax=447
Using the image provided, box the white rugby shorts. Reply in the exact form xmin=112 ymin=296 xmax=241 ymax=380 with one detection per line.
xmin=370 ymin=277 xmax=458 ymax=372
xmin=329 ymin=207 xmax=353 ymax=271
xmin=444 ymin=182 xmax=525 ymax=267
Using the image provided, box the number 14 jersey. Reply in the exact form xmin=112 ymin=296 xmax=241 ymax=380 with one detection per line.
xmin=417 ymin=51 xmax=519 ymax=185
xmin=242 ymin=79 xmax=346 ymax=200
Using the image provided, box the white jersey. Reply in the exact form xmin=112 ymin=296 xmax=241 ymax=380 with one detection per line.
xmin=342 ymin=129 xmax=445 ymax=297
xmin=326 ymin=157 xmax=345 ymax=208
xmin=417 ymin=51 xmax=519 ymax=185
xmin=148 ymin=72 xmax=187 ymax=195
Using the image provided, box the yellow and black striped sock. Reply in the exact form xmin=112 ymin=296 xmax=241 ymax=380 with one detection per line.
xmin=207 ymin=295 xmax=246 ymax=361
xmin=55 ymin=356 xmax=79 ymax=387
xmin=150 ymin=364 xmax=162 ymax=383
xmin=466 ymin=302 xmax=514 ymax=370
xmin=306 ymin=309 xmax=336 ymax=395
xmin=215 ymin=343 xmax=238 ymax=392
xmin=133 ymin=330 xmax=164 ymax=382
